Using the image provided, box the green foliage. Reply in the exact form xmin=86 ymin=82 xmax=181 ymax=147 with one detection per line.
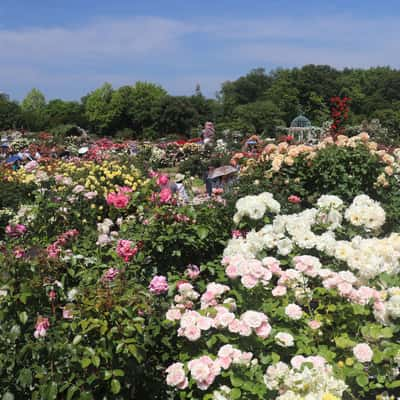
xmin=83 ymin=83 xmax=119 ymax=134
xmin=158 ymin=96 xmax=199 ymax=137
xmin=0 ymin=93 xmax=22 ymax=130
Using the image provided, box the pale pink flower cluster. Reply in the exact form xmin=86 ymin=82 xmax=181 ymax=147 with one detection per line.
xmin=166 ymin=345 xmax=254 ymax=391
xmin=34 ymin=317 xmax=50 ymax=339
xmin=280 ymin=255 xmax=383 ymax=317
xmin=223 ymin=254 xmax=274 ymax=289
xmin=200 ymin=283 xmax=230 ymax=308
xmin=321 ymin=269 xmax=381 ymax=306
xmin=188 ymin=355 xmax=221 ymax=390
xmin=166 ymin=362 xmax=188 ymax=389
xmin=293 ymin=255 xmax=322 ymax=277
xmin=116 ymin=239 xmax=139 ymax=262
xmin=353 ymin=343 xmax=373 ymax=363
xmin=167 ymin=281 xmax=270 ymax=341
xmin=166 ymin=282 xmax=200 ymax=322
xmin=285 ymin=303 xmax=303 ymax=320
xmin=290 ymin=354 xmax=328 ymax=370
xmin=217 ymin=344 xmax=253 ymax=369
xmin=148 ymin=275 xmax=169 ymax=295
xmin=177 ymin=310 xmax=214 ymax=341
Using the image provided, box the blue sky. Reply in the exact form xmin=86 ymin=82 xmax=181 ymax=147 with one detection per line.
xmin=1 ymin=0 xmax=400 ymax=101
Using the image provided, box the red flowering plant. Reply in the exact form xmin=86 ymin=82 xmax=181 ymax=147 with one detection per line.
xmin=330 ymin=96 xmax=351 ymax=140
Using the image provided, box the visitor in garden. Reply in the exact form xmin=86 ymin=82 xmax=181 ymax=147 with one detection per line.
xmin=204 ymin=165 xmax=215 ymax=197
xmin=202 ymin=121 xmax=215 ymax=148
xmin=174 ymin=173 xmax=189 ymax=203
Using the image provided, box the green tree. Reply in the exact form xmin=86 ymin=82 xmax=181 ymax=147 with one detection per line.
xmin=265 ymin=69 xmax=300 ymax=124
xmin=124 ymin=82 xmax=167 ymax=138
xmin=0 ymin=93 xmax=22 ymax=130
xmin=83 ymin=83 xmax=119 ymax=134
xmin=45 ymin=99 xmax=86 ymax=128
xmin=21 ymin=88 xmax=47 ymax=131
xmin=220 ymin=68 xmax=273 ymax=115
xmin=158 ymin=96 xmax=199 ymax=137
xmin=233 ymin=100 xmax=284 ymax=135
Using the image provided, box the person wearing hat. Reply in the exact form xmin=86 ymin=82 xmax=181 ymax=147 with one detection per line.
xmin=175 ymin=173 xmax=189 ymax=203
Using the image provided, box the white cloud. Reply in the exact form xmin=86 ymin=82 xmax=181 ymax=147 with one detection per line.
xmin=1 ymin=13 xmax=400 ymax=99
xmin=0 ymin=16 xmax=189 ymax=63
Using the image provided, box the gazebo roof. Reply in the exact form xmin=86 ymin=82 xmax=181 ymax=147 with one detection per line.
xmin=290 ymin=114 xmax=312 ymax=128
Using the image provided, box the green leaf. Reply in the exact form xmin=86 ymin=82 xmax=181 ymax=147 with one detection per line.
xmin=230 ymin=375 xmax=244 ymax=387
xmin=72 ymin=335 xmax=82 ymax=345
xmin=2 ymin=392 xmax=14 ymax=400
xmin=81 ymin=358 xmax=91 ymax=368
xmin=104 ymin=371 xmax=113 ymax=381
xmin=356 ymin=374 xmax=369 ymax=387
xmin=196 ymin=226 xmax=209 ymax=240
xmin=92 ymin=355 xmax=100 ymax=368
xmin=111 ymin=379 xmax=121 ymax=394
xmin=230 ymin=388 xmax=241 ymax=399
xmin=18 ymin=368 xmax=32 ymax=387
xmin=18 ymin=311 xmax=28 ymax=324
xmin=46 ymin=382 xmax=58 ymax=400
xmin=66 ymin=386 xmax=78 ymax=400
xmin=334 ymin=335 xmax=356 ymax=349
xmin=387 ymin=380 xmax=400 ymax=389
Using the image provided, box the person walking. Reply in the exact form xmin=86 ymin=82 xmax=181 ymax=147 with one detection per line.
xmin=174 ymin=173 xmax=189 ymax=203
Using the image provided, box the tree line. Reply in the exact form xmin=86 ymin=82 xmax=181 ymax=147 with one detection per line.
xmin=2 ymin=65 xmax=400 ymax=138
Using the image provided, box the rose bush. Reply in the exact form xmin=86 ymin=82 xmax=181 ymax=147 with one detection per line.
xmin=228 ymin=133 xmax=400 ymax=230
xmin=164 ymin=192 xmax=400 ymax=399
xmin=0 ymin=157 xmax=232 ymax=399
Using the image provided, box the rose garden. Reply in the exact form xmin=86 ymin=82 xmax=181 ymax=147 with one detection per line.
xmin=2 ymin=100 xmax=400 ymax=400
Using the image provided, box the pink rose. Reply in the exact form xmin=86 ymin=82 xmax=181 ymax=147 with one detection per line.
xmin=185 ymin=264 xmax=200 ymax=279
xmin=166 ymin=362 xmax=187 ymax=388
xmin=353 ymin=343 xmax=373 ymax=363
xmin=6 ymin=224 xmax=27 ymax=238
xmin=272 ymin=285 xmax=287 ymax=297
xmin=308 ymin=320 xmax=322 ymax=330
xmin=84 ymin=191 xmax=97 ymax=200
xmin=34 ymin=317 xmax=50 ymax=339
xmin=106 ymin=192 xmax=129 ymax=209
xmin=13 ymin=248 xmax=26 ymax=258
xmin=48 ymin=290 xmax=57 ymax=301
xmin=62 ymin=308 xmax=74 ymax=320
xmin=148 ymin=275 xmax=169 ymax=295
xmin=116 ymin=239 xmax=138 ymax=262
xmin=285 ymin=303 xmax=303 ymax=320
xmin=241 ymin=274 xmax=258 ymax=289
xmin=226 ymin=264 xmax=239 ymax=279
xmin=159 ymin=187 xmax=172 ymax=204
xmin=184 ymin=325 xmax=201 ymax=341
xmin=288 ymin=195 xmax=301 ymax=204
xmin=101 ymin=267 xmax=119 ymax=282
xmin=255 ymin=321 xmax=272 ymax=339
xmin=157 ymin=174 xmax=169 ymax=186
xmin=166 ymin=308 xmax=182 ymax=321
